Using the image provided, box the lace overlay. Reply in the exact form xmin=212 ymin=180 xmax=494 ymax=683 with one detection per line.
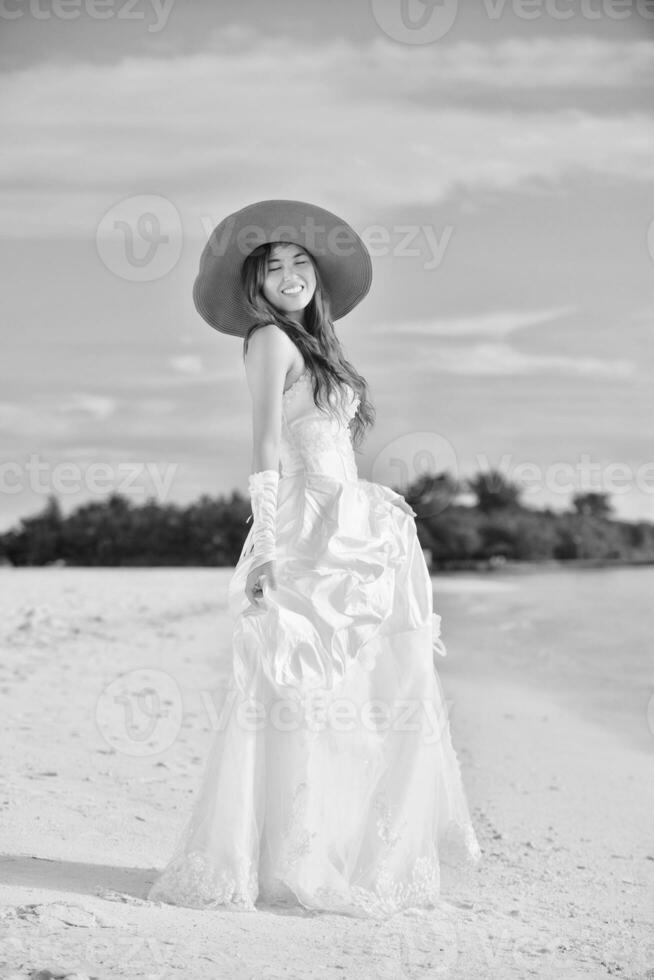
xmin=148 ymin=851 xmax=258 ymax=911
xmin=278 ymin=781 xmax=316 ymax=873
xmin=254 ymin=775 xmax=478 ymax=918
xmin=279 ymin=372 xmax=360 ymax=482
xmin=148 ymin=366 xmax=482 ymax=917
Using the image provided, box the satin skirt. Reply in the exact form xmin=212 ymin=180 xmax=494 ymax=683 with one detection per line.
xmin=147 ymin=472 xmax=481 ymax=917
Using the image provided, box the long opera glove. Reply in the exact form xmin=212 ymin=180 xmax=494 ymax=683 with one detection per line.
xmin=245 ymin=469 xmax=280 ymax=566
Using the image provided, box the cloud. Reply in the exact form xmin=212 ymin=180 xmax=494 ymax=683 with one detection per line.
xmin=372 ymin=306 xmax=576 ymax=338
xmin=58 ymin=394 xmax=117 ymax=419
xmin=368 ymin=308 xmax=635 ymax=378
xmin=1 ymin=36 xmax=653 ymax=236
xmin=169 ymin=355 xmax=204 ymax=375
xmin=361 ymin=36 xmax=654 ymax=94
xmin=0 ymin=395 xmax=117 ymax=447
xmin=0 ymin=402 xmax=30 ymax=432
xmin=131 ymin=368 xmax=234 ymax=390
xmin=429 ymin=342 xmax=635 ymax=377
xmin=0 ymin=402 xmax=73 ymax=441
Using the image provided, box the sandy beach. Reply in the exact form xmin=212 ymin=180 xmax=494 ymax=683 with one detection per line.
xmin=0 ymin=566 xmax=651 ymax=980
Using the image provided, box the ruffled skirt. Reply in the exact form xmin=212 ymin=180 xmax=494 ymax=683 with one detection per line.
xmin=147 ymin=473 xmax=481 ymax=917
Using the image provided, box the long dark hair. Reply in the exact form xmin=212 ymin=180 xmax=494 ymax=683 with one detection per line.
xmin=239 ymin=242 xmax=375 ymax=452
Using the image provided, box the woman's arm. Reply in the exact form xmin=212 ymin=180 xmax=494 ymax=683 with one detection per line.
xmin=245 ymin=323 xmax=293 ymax=473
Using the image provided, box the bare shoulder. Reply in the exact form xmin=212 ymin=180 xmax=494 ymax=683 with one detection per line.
xmin=247 ymin=322 xmax=294 ymax=359
xmin=244 ymin=323 xmax=294 ymax=400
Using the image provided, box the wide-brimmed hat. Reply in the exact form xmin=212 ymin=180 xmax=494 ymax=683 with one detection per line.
xmin=192 ymin=199 xmax=373 ymax=337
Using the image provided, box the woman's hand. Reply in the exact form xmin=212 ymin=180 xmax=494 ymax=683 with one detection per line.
xmin=245 ymin=560 xmax=277 ymax=608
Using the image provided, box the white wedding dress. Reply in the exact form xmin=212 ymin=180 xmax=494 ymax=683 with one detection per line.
xmin=147 ymin=370 xmax=481 ymax=916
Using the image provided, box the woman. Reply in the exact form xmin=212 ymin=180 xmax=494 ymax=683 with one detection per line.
xmin=147 ymin=199 xmax=481 ymax=917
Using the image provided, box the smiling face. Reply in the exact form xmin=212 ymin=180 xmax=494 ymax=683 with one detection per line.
xmin=261 ymin=242 xmax=317 ymax=324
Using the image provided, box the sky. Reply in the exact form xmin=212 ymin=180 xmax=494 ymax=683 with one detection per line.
xmin=1 ymin=0 xmax=653 ymax=530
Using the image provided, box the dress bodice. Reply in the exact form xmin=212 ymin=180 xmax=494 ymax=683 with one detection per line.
xmin=280 ymin=370 xmax=360 ymax=482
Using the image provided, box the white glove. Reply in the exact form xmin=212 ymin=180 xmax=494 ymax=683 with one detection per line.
xmin=246 ymin=468 xmax=279 ymax=566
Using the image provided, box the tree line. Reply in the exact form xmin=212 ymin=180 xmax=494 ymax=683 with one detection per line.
xmin=1 ymin=469 xmax=653 ymax=569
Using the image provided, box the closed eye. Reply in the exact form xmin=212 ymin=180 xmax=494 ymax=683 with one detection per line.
xmin=267 ymin=261 xmax=307 ymax=272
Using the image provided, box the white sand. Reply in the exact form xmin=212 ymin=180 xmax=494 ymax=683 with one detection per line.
xmin=0 ymin=568 xmax=651 ymax=980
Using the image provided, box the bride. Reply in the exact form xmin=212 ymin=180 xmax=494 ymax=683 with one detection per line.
xmin=146 ymin=199 xmax=481 ymax=917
